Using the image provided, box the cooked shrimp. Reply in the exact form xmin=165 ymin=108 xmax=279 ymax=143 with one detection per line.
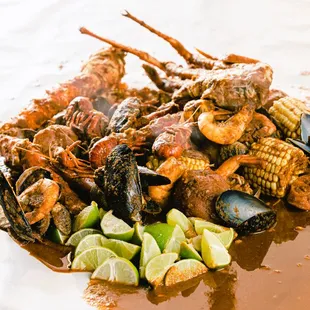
xmin=198 ymin=104 xmax=255 ymax=144
xmin=18 ymin=178 xmax=60 ymax=225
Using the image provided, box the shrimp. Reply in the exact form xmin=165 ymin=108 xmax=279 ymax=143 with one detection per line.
xmin=18 ymin=179 xmax=60 ymax=225
xmin=198 ymin=103 xmax=255 ymax=144
xmin=0 ymin=47 xmax=125 ymax=131
xmin=148 ymin=157 xmax=186 ymax=207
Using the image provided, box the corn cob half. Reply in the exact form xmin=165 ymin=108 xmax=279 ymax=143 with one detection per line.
xmin=146 ymin=150 xmax=210 ymax=171
xmin=269 ymin=97 xmax=309 ymax=139
xmin=243 ymin=137 xmax=308 ymax=198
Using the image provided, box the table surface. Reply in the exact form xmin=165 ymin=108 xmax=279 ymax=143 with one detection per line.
xmin=0 ymin=0 xmax=310 ymax=309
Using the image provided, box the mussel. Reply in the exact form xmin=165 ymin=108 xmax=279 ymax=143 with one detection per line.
xmin=101 ymin=144 xmax=143 ymax=223
xmin=94 ymin=151 xmax=170 ymax=221
xmin=0 ymin=171 xmax=34 ymax=241
xmin=216 ymin=190 xmax=277 ymax=234
xmin=287 ymin=113 xmax=310 ymax=155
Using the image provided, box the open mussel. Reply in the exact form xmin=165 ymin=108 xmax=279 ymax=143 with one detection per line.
xmin=102 ymin=144 xmax=143 ymax=223
xmin=0 ymin=171 xmax=34 ymax=242
xmin=216 ymin=190 xmax=276 ymax=234
xmin=138 ymin=166 xmax=171 ymax=188
xmin=287 ymin=113 xmax=310 ymax=155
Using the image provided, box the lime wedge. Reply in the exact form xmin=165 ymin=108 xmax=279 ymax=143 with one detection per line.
xmin=91 ymin=257 xmax=139 ymax=286
xmin=201 ymin=229 xmax=231 ymax=269
xmin=180 ymin=242 xmax=202 ymax=261
xmin=144 ymin=223 xmax=174 ymax=251
xmin=215 ymin=228 xmax=236 ymax=249
xmin=66 ymin=228 xmax=102 ymax=247
xmin=101 ymin=210 xmax=134 ymax=241
xmin=164 ymin=259 xmax=208 ymax=286
xmin=75 ymin=234 xmax=107 ymax=257
xmin=190 ymin=235 xmax=202 ymax=252
xmin=131 ymin=222 xmax=145 ymax=245
xmin=73 ymin=201 xmax=100 ymax=232
xmin=102 ymin=239 xmax=140 ymax=260
xmin=139 ymin=232 xmax=161 ymax=279
xmin=163 ymin=224 xmax=186 ymax=255
xmin=194 ymin=220 xmax=228 ymax=235
xmin=166 ymin=208 xmax=196 ymax=238
xmin=71 ymin=246 xmax=117 ymax=271
xmin=188 ymin=217 xmax=205 ymax=225
xmin=145 ymin=253 xmax=178 ymax=287
xmin=99 ymin=208 xmax=106 ymax=220
xmin=46 ymin=226 xmax=68 ymax=244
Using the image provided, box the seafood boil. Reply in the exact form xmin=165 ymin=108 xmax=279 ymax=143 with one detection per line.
xmin=0 ymin=10 xmax=310 ymax=309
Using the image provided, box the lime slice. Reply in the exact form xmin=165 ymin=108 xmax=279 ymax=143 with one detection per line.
xmin=91 ymin=257 xmax=139 ymax=286
xmin=144 ymin=223 xmax=174 ymax=251
xmin=190 ymin=235 xmax=202 ymax=252
xmin=73 ymin=201 xmax=100 ymax=232
xmin=139 ymin=232 xmax=161 ymax=279
xmin=131 ymin=222 xmax=145 ymax=245
xmin=75 ymin=234 xmax=107 ymax=257
xmin=194 ymin=220 xmax=228 ymax=235
xmin=166 ymin=209 xmax=196 ymax=238
xmin=101 ymin=210 xmax=134 ymax=241
xmin=102 ymin=239 xmax=140 ymax=260
xmin=66 ymin=228 xmax=102 ymax=247
xmin=188 ymin=217 xmax=204 ymax=225
xmin=71 ymin=246 xmax=117 ymax=271
xmin=164 ymin=259 xmax=208 ymax=286
xmin=99 ymin=208 xmax=106 ymax=220
xmin=145 ymin=253 xmax=178 ymax=287
xmin=46 ymin=226 xmax=68 ymax=244
xmin=215 ymin=228 xmax=236 ymax=249
xmin=163 ymin=224 xmax=186 ymax=255
xmin=180 ymin=242 xmax=202 ymax=261
xmin=201 ymin=229 xmax=231 ymax=269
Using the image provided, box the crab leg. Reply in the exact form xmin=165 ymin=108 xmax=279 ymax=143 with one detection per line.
xmin=122 ymin=11 xmax=215 ymax=69
xmin=80 ymin=27 xmax=206 ymax=80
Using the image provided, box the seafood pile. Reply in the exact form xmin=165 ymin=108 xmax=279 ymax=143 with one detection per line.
xmin=0 ymin=11 xmax=309 ymax=289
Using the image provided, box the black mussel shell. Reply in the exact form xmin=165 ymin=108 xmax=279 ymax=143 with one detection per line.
xmin=138 ymin=166 xmax=171 ymax=188
xmin=0 ymin=171 xmax=34 ymax=241
xmin=301 ymin=113 xmax=310 ymax=145
xmin=90 ymin=184 xmax=108 ymax=209
xmin=286 ymin=138 xmax=310 ymax=156
xmin=104 ymin=144 xmax=143 ymax=223
xmin=216 ymin=190 xmax=276 ymax=234
xmin=16 ymin=167 xmax=52 ymax=196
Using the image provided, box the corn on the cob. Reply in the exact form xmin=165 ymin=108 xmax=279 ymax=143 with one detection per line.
xmin=147 ymin=150 xmax=210 ymax=171
xmin=178 ymin=151 xmax=210 ymax=170
xmin=269 ymin=97 xmax=309 ymax=139
xmin=243 ymin=137 xmax=308 ymax=198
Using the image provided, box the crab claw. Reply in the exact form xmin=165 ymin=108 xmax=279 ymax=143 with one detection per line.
xmin=0 ymin=171 xmax=34 ymax=242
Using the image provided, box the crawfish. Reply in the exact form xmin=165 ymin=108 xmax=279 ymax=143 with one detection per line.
xmin=89 ymin=112 xmax=182 ymax=168
xmin=0 ymin=47 xmax=125 ymax=132
xmin=152 ymin=123 xmax=197 ymax=159
xmin=64 ymin=97 xmax=109 ymax=141
xmin=0 ymin=134 xmax=86 ymax=214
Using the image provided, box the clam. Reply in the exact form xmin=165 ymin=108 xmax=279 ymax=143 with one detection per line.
xmin=216 ymin=190 xmax=276 ymax=234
